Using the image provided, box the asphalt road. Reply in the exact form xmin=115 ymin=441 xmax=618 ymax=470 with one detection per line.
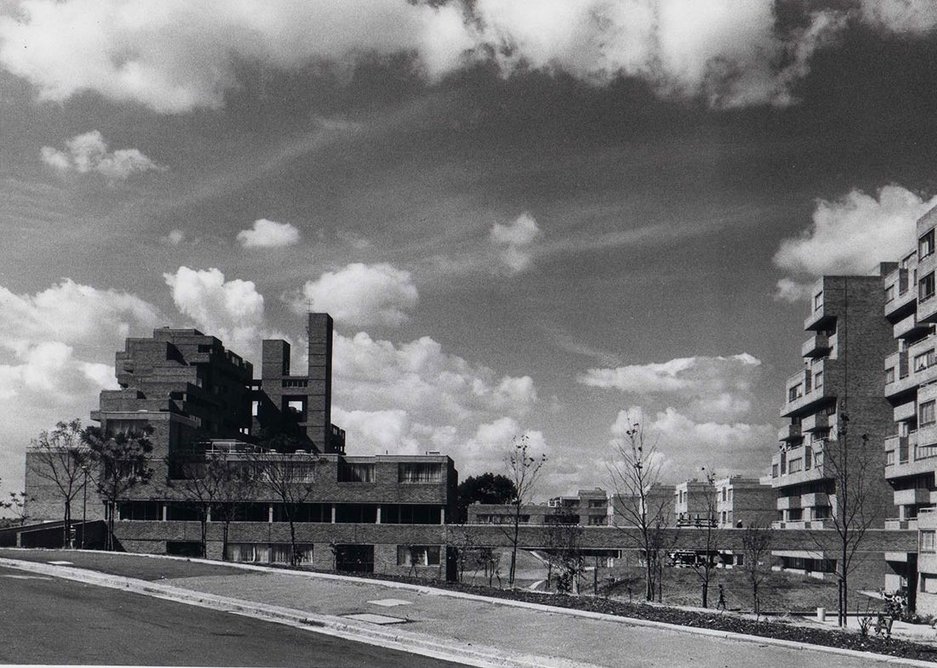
xmin=0 ymin=566 xmax=463 ymax=667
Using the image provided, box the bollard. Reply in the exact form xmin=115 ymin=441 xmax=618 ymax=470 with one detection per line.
xmin=817 ymin=607 xmax=826 ymax=623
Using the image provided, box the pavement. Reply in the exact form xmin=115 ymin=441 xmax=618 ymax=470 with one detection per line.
xmin=0 ymin=548 xmax=934 ymax=667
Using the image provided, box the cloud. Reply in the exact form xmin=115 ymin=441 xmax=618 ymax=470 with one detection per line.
xmin=858 ymin=0 xmax=937 ymax=35
xmin=298 ymin=263 xmax=418 ymax=327
xmin=236 ymin=219 xmax=301 ymax=249
xmin=579 ymin=353 xmax=761 ymax=420
xmin=490 ymin=212 xmax=541 ymax=274
xmin=0 ymin=0 xmax=476 ymax=113
xmin=331 ymin=331 xmax=539 ymax=475
xmin=773 ymin=185 xmax=937 ymax=300
xmin=0 ymin=279 xmax=160 ymax=492
xmin=40 ymin=130 xmax=164 ymax=180
xmin=163 ymin=266 xmax=270 ymax=358
xmin=608 ymin=406 xmax=774 ymax=482
xmin=162 ymin=229 xmax=187 ymax=246
xmin=4 ymin=1 xmax=929 ymax=113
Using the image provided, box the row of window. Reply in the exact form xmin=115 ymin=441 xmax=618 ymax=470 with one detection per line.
xmin=117 ymin=501 xmax=444 ymax=524
xmin=219 ymin=543 xmax=442 ymax=567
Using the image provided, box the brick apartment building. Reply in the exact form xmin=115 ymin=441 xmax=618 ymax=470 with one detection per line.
xmin=713 ymin=476 xmax=774 ymax=529
xmin=25 ymin=314 xmax=458 ymax=578
xmin=883 ymin=206 xmax=937 ymax=607
xmin=674 ymin=479 xmax=715 ymax=527
xmin=772 ymin=271 xmax=895 ymax=580
xmin=610 ymin=483 xmax=676 ymax=528
xmin=467 ymin=488 xmax=610 ymax=527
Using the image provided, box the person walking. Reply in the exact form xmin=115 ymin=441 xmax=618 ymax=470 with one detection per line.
xmin=716 ymin=584 xmax=727 ymax=611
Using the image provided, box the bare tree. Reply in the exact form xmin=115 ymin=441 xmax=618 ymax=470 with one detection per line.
xmin=504 ymin=435 xmax=547 ymax=588
xmin=166 ymin=447 xmax=255 ymax=559
xmin=83 ymin=425 xmax=154 ymax=551
xmin=27 ymin=419 xmax=91 ymax=548
xmin=544 ymin=507 xmax=584 ymax=594
xmin=248 ymin=448 xmax=325 ymax=567
xmin=693 ymin=467 xmax=719 ymax=608
xmin=815 ymin=409 xmax=885 ymax=626
xmin=741 ymin=523 xmax=773 ymax=617
xmin=607 ymin=418 xmax=670 ymax=601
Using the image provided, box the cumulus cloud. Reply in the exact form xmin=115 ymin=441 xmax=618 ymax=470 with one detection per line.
xmin=0 ymin=0 xmax=475 ymax=113
xmin=298 ymin=263 xmax=418 ymax=327
xmin=490 ymin=212 xmax=541 ymax=274
xmin=331 ymin=331 xmax=540 ymax=474
xmin=162 ymin=229 xmax=187 ymax=246
xmin=579 ymin=353 xmax=761 ymax=420
xmin=4 ymin=0 xmax=930 ymax=113
xmin=0 ymin=279 xmax=161 ymax=491
xmin=40 ymin=130 xmax=164 ymax=180
xmin=236 ymin=219 xmax=301 ymax=249
xmin=773 ymin=185 xmax=937 ymax=301
xmin=858 ymin=0 xmax=937 ymax=35
xmin=163 ymin=266 xmax=270 ymax=358
xmin=608 ymin=406 xmax=774 ymax=482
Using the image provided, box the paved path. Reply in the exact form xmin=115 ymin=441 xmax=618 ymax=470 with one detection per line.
xmin=0 ymin=565 xmax=458 ymax=667
xmin=0 ymin=549 xmax=930 ymax=667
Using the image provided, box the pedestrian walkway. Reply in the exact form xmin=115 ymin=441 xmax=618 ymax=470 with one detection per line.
xmin=0 ymin=549 xmax=930 ymax=667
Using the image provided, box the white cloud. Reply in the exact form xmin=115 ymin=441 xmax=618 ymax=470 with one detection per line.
xmin=162 ymin=229 xmax=187 ymax=246
xmin=0 ymin=279 xmax=160 ymax=492
xmin=858 ymin=0 xmax=937 ymax=35
xmin=579 ymin=353 xmax=761 ymax=421
xmin=0 ymin=0 xmax=476 ymax=113
xmin=608 ymin=406 xmax=774 ymax=482
xmin=40 ymin=130 xmax=164 ymax=180
xmin=331 ymin=331 xmax=540 ymax=475
xmin=163 ymin=266 xmax=270 ymax=359
xmin=490 ymin=212 xmax=541 ymax=274
xmin=773 ymin=185 xmax=937 ymax=300
xmin=3 ymin=0 xmax=925 ymax=113
xmin=299 ymin=263 xmax=418 ymax=327
xmin=236 ymin=219 xmax=301 ymax=249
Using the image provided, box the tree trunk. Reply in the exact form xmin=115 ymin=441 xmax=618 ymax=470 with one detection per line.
xmin=222 ymin=522 xmax=230 ymax=561
xmin=289 ymin=515 xmax=298 ymax=566
xmin=509 ymin=515 xmax=520 ymax=587
xmin=63 ymin=500 xmax=72 ymax=549
xmin=199 ymin=513 xmax=208 ymax=559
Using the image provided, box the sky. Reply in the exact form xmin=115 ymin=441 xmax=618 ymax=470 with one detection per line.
xmin=3 ymin=0 xmax=937 ymax=500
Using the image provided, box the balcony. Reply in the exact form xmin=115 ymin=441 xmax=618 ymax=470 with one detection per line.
xmin=885 ymin=267 xmax=916 ymax=320
xmin=776 ymin=495 xmax=801 ymax=510
xmin=801 ymin=334 xmax=831 ymax=359
xmin=801 ymin=492 xmax=830 ymax=508
xmin=801 ymin=413 xmax=829 ymax=433
xmin=895 ymin=312 xmax=930 ymax=340
xmin=894 ymin=400 xmax=917 ymax=423
xmin=894 ymin=488 xmax=931 ymax=506
xmin=885 ymin=351 xmax=914 ymax=399
xmin=772 ymin=519 xmax=832 ymax=530
xmin=781 ymin=360 xmax=839 ymax=418
xmin=885 ymin=518 xmax=920 ymax=531
xmin=778 ymin=422 xmax=802 ymax=443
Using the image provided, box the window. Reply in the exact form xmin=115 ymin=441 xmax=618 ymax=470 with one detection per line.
xmin=398 ymin=462 xmax=444 ymax=483
xmin=920 ymin=272 xmax=936 ymax=302
xmin=915 ymin=349 xmax=935 ymax=372
xmin=397 ymin=545 xmax=440 ymax=567
xmin=813 ymin=291 xmax=823 ymax=311
xmin=813 ymin=372 xmax=823 ymax=389
xmin=788 ymin=384 xmax=802 ymax=402
xmin=285 ymin=398 xmax=304 ymax=415
xmin=921 ymin=530 xmax=936 ymax=553
xmin=885 ymin=284 xmax=896 ymax=302
xmin=886 ymin=368 xmax=895 ymax=385
xmin=251 ymin=400 xmax=259 ymax=417
xmin=886 ymin=450 xmax=895 ymax=466
xmin=788 ymin=458 xmax=803 ymax=474
xmin=722 ymin=488 xmax=726 ymax=501
xmin=334 ymin=503 xmax=378 ymax=523
xmin=380 ymin=504 xmax=442 ymax=524
xmin=117 ymin=500 xmax=162 ymax=521
xmin=226 ymin=543 xmax=313 ymax=564
xmin=338 ymin=461 xmax=375 ymax=483
xmin=921 ymin=400 xmax=936 ymax=426
xmin=588 ymin=515 xmax=607 ymax=525
xmin=920 ymin=229 xmax=935 ymax=258
xmin=814 ymin=506 xmax=831 ymax=520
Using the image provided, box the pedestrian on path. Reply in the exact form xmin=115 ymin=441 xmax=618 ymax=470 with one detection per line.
xmin=716 ymin=584 xmax=726 ymax=611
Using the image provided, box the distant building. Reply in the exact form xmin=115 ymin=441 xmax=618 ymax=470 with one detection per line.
xmin=713 ymin=476 xmax=774 ymax=529
xmin=548 ymin=488 xmax=609 ymax=526
xmin=468 ymin=488 xmax=610 ymax=527
xmin=674 ymin=479 xmax=715 ymax=527
xmin=610 ymin=484 xmax=675 ymax=528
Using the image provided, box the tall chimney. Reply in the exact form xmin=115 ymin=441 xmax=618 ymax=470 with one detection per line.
xmin=306 ymin=313 xmax=333 ymax=452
